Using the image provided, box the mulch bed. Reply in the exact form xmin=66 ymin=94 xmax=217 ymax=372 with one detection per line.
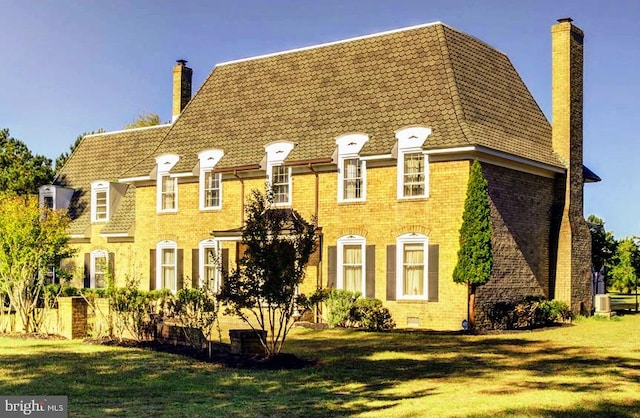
xmin=84 ymin=337 xmax=318 ymax=370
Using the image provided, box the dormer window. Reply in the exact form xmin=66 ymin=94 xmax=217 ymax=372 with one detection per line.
xmin=395 ymin=127 xmax=432 ymax=199
xmin=198 ymin=149 xmax=224 ymax=210
xmin=38 ymin=185 xmax=74 ymax=210
xmin=336 ymin=134 xmax=369 ymax=202
xmin=91 ymin=181 xmax=110 ymax=222
xmin=156 ymin=154 xmax=180 ymax=213
xmin=265 ymin=141 xmax=295 ymax=206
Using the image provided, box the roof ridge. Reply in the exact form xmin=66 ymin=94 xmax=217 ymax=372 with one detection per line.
xmin=84 ymin=123 xmax=172 ymax=138
xmin=436 ymin=24 xmax=473 ymax=145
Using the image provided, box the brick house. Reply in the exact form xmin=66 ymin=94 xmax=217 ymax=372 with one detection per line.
xmin=44 ymin=19 xmax=597 ymax=330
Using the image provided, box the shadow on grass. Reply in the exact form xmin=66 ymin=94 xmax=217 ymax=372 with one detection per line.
xmin=1 ymin=331 xmax=639 ymax=417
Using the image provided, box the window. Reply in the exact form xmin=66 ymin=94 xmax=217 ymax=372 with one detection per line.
xmin=43 ymin=196 xmax=54 ymax=209
xmin=396 ymin=233 xmax=428 ymax=299
xmin=90 ymin=250 xmax=109 ymax=288
xmin=155 ymin=154 xmax=180 ymax=213
xmin=264 ymin=141 xmax=295 ymax=206
xmin=337 ymin=235 xmax=366 ymax=294
xmin=198 ymin=149 xmax=224 ymax=210
xmin=336 ymin=133 xmax=369 ymax=202
xmin=395 ymin=126 xmax=432 ymax=199
xmin=156 ymin=241 xmax=178 ymax=291
xmin=38 ymin=185 xmax=74 ymax=210
xmin=91 ymin=181 xmax=110 ymax=222
xmin=199 ymin=239 xmax=221 ymax=290
xmin=271 ymin=165 xmax=291 ymax=205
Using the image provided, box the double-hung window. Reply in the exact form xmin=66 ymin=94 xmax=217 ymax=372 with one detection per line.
xmin=336 ymin=133 xmax=368 ymax=203
xmin=396 ymin=233 xmax=428 ymax=299
xmin=90 ymin=250 xmax=109 ymax=288
xmin=156 ymin=241 xmax=178 ymax=292
xmin=198 ymin=149 xmax=224 ymax=210
xmin=199 ymin=239 xmax=221 ymax=290
xmin=156 ymin=154 xmax=180 ymax=213
xmin=337 ymin=235 xmax=366 ymax=295
xmin=91 ymin=181 xmax=110 ymax=222
xmin=264 ymin=141 xmax=295 ymax=206
xmin=395 ymin=127 xmax=432 ymax=199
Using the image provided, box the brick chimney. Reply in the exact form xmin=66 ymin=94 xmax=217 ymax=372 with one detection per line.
xmin=172 ymin=59 xmax=192 ymax=122
xmin=551 ymin=18 xmax=592 ymax=313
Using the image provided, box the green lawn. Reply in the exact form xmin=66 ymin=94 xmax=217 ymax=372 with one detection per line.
xmin=1 ymin=315 xmax=639 ymax=417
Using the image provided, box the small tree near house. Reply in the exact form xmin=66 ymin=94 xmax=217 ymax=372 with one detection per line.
xmin=453 ymin=160 xmax=493 ymax=329
xmin=218 ymin=189 xmax=322 ymax=357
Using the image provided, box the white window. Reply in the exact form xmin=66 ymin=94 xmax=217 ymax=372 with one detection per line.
xmin=396 ymin=233 xmax=429 ymax=300
xmin=156 ymin=241 xmax=178 ymax=292
xmin=90 ymin=250 xmax=109 ymax=288
xmin=395 ymin=126 xmax=432 ymax=199
xmin=336 ymin=133 xmax=369 ymax=202
xmin=337 ymin=235 xmax=366 ymax=295
xmin=156 ymin=154 xmax=180 ymax=213
xmin=91 ymin=181 xmax=110 ymax=222
xmin=264 ymin=141 xmax=295 ymax=206
xmin=198 ymin=149 xmax=224 ymax=210
xmin=39 ymin=185 xmax=74 ymax=210
xmin=199 ymin=239 xmax=221 ymax=290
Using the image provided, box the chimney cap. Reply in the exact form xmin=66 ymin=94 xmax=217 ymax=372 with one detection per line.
xmin=176 ymin=59 xmax=188 ymax=65
xmin=557 ymin=17 xmax=573 ymax=23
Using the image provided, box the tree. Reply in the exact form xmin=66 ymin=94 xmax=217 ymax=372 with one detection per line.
xmin=123 ymin=113 xmax=161 ymax=129
xmin=0 ymin=129 xmax=54 ymax=195
xmin=587 ymin=214 xmax=616 ymax=292
xmin=218 ymin=189 xmax=321 ymax=357
xmin=453 ymin=160 xmax=493 ymax=329
xmin=55 ymin=129 xmax=104 ymax=173
xmin=0 ymin=194 xmax=75 ymax=333
xmin=609 ymin=238 xmax=639 ymax=294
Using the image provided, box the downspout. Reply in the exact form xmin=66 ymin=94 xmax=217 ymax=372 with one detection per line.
xmin=233 ymin=170 xmax=244 ymax=224
xmin=308 ymin=163 xmax=322 ymax=323
xmin=307 ymin=163 xmax=319 ymax=220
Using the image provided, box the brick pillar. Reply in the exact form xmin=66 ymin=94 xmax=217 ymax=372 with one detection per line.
xmin=58 ymin=297 xmax=87 ymax=339
xmin=551 ymin=18 xmax=592 ymax=313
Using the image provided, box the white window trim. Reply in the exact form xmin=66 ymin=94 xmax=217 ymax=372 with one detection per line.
xmin=395 ymin=126 xmax=432 ymax=199
xmin=156 ymin=154 xmax=180 ymax=213
xmin=198 ymin=149 xmax=224 ymax=210
xmin=91 ymin=181 xmax=110 ymax=222
xmin=199 ymin=239 xmax=221 ymax=290
xmin=337 ymin=235 xmax=367 ymax=295
xmin=265 ymin=141 xmax=295 ymax=207
xmin=90 ymin=249 xmax=109 ymax=289
xmin=336 ymin=133 xmax=369 ymax=203
xmin=396 ymin=233 xmax=429 ymax=300
xmin=156 ymin=240 xmax=178 ymax=292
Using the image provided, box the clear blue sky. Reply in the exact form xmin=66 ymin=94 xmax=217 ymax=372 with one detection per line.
xmin=1 ymin=1 xmax=638 ymax=237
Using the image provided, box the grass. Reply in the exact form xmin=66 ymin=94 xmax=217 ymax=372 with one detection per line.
xmin=1 ymin=315 xmax=640 ymax=417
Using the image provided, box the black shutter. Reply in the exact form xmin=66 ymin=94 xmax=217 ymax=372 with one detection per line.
xmin=386 ymin=245 xmax=396 ymax=301
xmin=192 ymin=249 xmax=199 ymax=288
xmin=176 ymin=249 xmax=184 ymax=290
xmin=108 ymin=252 xmax=115 ymax=284
xmin=83 ymin=253 xmax=90 ymax=288
xmin=428 ymin=244 xmax=439 ymax=302
xmin=366 ymin=245 xmax=375 ymax=298
xmin=149 ymin=249 xmax=156 ymax=290
xmin=327 ymin=246 xmax=337 ymax=288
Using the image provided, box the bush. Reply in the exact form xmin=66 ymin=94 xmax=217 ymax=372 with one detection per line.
xmin=350 ymin=298 xmax=395 ymax=331
xmin=538 ymin=300 xmax=572 ymax=324
xmin=171 ymin=287 xmax=219 ymax=349
xmin=483 ymin=297 xmax=572 ymax=330
xmin=324 ymin=289 xmax=359 ymax=327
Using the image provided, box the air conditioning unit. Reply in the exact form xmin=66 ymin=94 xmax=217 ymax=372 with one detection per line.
xmin=594 ymin=294 xmax=611 ymax=313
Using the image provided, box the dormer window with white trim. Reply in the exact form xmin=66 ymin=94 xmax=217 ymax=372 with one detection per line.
xmin=38 ymin=185 xmax=74 ymax=210
xmin=265 ymin=141 xmax=295 ymax=206
xmin=91 ymin=181 xmax=110 ymax=222
xmin=336 ymin=133 xmax=369 ymax=202
xmin=198 ymin=149 xmax=224 ymax=210
xmin=395 ymin=126 xmax=432 ymax=199
xmin=156 ymin=154 xmax=180 ymax=213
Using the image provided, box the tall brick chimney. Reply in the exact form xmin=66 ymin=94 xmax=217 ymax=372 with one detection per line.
xmin=551 ymin=18 xmax=592 ymax=313
xmin=172 ymin=59 xmax=192 ymax=122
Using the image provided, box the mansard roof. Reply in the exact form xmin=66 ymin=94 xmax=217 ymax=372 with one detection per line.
xmin=121 ymin=21 xmax=560 ymax=177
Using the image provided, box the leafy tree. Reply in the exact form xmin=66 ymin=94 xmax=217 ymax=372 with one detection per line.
xmin=586 ymin=214 xmax=616 ymax=292
xmin=453 ymin=160 xmax=493 ymax=329
xmin=609 ymin=238 xmax=639 ymax=294
xmin=55 ymin=129 xmax=104 ymax=172
xmin=0 ymin=129 xmax=53 ymax=194
xmin=0 ymin=194 xmax=75 ymax=333
xmin=123 ymin=113 xmax=161 ymax=129
xmin=218 ymin=189 xmax=322 ymax=356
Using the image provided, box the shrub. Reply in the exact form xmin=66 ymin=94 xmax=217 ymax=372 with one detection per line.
xmin=483 ymin=297 xmax=572 ymax=330
xmin=350 ymin=298 xmax=395 ymax=331
xmin=538 ymin=300 xmax=572 ymax=324
xmin=324 ymin=289 xmax=359 ymax=327
xmin=172 ymin=287 xmax=219 ymax=350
